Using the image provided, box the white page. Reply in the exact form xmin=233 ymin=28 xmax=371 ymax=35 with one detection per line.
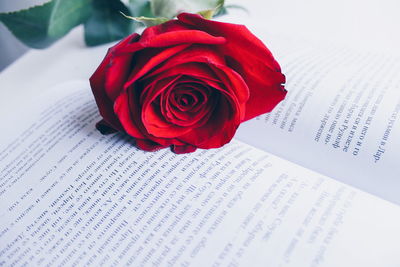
xmin=236 ymin=36 xmax=400 ymax=204
xmin=1 ymin=82 xmax=400 ymax=266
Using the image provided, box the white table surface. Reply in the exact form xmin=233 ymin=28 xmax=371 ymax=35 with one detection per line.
xmin=1 ymin=0 xmax=399 ymax=116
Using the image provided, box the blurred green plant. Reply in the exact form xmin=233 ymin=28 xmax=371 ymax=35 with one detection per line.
xmin=0 ymin=0 xmax=227 ymax=49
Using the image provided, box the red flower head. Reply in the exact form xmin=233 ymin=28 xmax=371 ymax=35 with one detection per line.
xmin=90 ymin=13 xmax=286 ymax=153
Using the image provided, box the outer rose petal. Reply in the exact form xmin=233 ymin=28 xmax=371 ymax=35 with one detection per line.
xmin=177 ymin=13 xmax=280 ymax=71
xmin=136 ymin=139 xmax=167 ymax=152
xmin=124 ymin=44 xmax=190 ymax=89
xmin=104 ymin=34 xmax=140 ymax=101
xmin=114 ymin=91 xmax=146 ymax=138
xmin=95 ymin=119 xmax=118 ymax=134
xmin=90 ymin=34 xmax=140 ymax=131
xmin=172 ymin=144 xmax=197 ymax=154
xmin=143 ymin=44 xmax=226 ymax=76
xmin=143 ymin=62 xmax=220 ymax=83
xmin=177 ymin=13 xmax=287 ymax=120
xmin=122 ymin=30 xmax=226 ymax=51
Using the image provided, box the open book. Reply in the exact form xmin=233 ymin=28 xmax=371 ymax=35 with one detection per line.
xmin=1 ymin=37 xmax=400 ymax=266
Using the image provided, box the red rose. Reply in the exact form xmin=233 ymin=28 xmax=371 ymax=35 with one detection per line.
xmin=90 ymin=13 xmax=286 ymax=154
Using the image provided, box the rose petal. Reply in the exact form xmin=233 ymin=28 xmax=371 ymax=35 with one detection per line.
xmin=95 ymin=119 xmax=118 ymax=134
xmin=115 ymin=88 xmax=188 ymax=148
xmin=104 ymin=34 xmax=140 ymax=101
xmin=138 ymin=46 xmax=249 ymax=119
xmin=172 ymin=144 xmax=197 ymax=154
xmin=114 ymin=91 xmax=145 ymax=139
xmin=164 ymin=82 xmax=216 ymax=127
xmin=179 ymin=96 xmax=240 ymax=148
xmin=135 ymin=139 xmax=167 ymax=152
xmin=122 ymin=30 xmax=226 ymax=53
xmin=143 ymin=108 xmax=193 ymax=139
xmin=144 ymin=45 xmax=226 ymax=78
xmin=89 ymin=35 xmax=140 ymax=131
xmin=141 ymin=75 xmax=182 ymax=111
xmin=139 ymin=19 xmax=194 ymax=43
xmin=177 ymin=13 xmax=287 ymax=120
xmin=167 ymin=98 xmax=210 ymax=126
xmin=143 ymin=102 xmax=193 ymax=138
xmin=177 ymin=13 xmax=280 ymax=71
xmin=225 ymin=55 xmax=287 ymax=119
xmin=124 ymin=44 xmax=190 ymax=90
xmin=137 ymin=76 xmax=194 ymax=138
xmin=144 ymin=64 xmax=243 ymax=113
xmin=144 ymin=62 xmax=220 ymax=85
xmin=152 ymin=63 xmax=248 ymax=123
xmin=206 ymin=64 xmax=249 ymax=121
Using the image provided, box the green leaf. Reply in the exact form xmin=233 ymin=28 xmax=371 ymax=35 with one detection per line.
xmin=120 ymin=12 xmax=168 ymax=27
xmin=84 ymin=0 xmax=134 ymax=46
xmin=150 ymin=0 xmax=224 ymax=18
xmin=0 ymin=0 xmax=91 ymax=49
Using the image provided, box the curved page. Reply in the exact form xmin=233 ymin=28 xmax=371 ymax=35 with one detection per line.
xmin=0 ymin=82 xmax=399 ymax=266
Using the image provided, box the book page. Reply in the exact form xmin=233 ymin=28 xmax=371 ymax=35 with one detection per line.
xmin=1 ymin=82 xmax=399 ymax=266
xmin=236 ymin=36 xmax=400 ymax=204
